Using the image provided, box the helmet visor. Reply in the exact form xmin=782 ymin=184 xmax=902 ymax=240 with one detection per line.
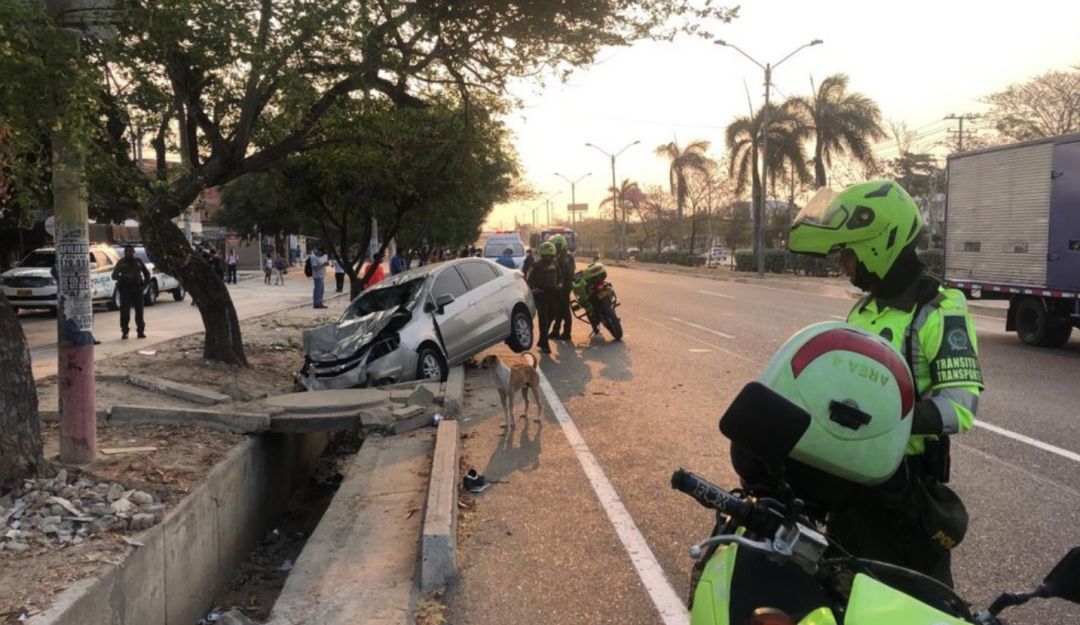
xmin=793 ymin=188 xmax=846 ymax=229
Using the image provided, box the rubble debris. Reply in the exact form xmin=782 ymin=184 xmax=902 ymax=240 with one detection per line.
xmin=0 ymin=472 xmax=166 ymax=555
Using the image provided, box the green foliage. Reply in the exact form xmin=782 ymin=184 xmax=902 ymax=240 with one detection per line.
xmin=734 ymin=249 xmax=837 ymax=275
xmin=635 ymin=250 xmax=705 ymax=267
xmin=654 ymin=140 xmax=713 ymax=222
xmin=884 ymin=152 xmax=943 ymax=200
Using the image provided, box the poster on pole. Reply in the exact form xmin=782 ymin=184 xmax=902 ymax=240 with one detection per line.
xmin=55 ymin=224 xmax=93 ymax=333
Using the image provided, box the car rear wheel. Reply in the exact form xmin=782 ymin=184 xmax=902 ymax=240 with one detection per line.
xmin=507 ymin=307 xmax=534 ymax=352
xmin=416 ymin=345 xmax=448 ymax=382
xmin=171 ymin=286 xmax=185 ymax=301
xmin=144 ymin=281 xmax=159 ymax=306
xmin=107 ymin=288 xmax=120 ymax=311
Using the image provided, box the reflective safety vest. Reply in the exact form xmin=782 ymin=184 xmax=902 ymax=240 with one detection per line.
xmin=847 ymin=281 xmax=984 ymax=455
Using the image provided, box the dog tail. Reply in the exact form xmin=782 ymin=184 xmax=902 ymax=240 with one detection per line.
xmin=522 ymin=352 xmax=538 ymax=370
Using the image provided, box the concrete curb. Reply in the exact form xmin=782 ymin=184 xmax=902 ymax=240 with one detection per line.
xmin=421 ymin=419 xmax=460 ymax=592
xmin=127 ymin=373 xmax=232 ymax=405
xmin=443 ymin=366 xmax=465 ymax=417
xmin=110 ymin=404 xmax=270 ymax=433
xmin=29 ymin=432 xmax=328 ymax=625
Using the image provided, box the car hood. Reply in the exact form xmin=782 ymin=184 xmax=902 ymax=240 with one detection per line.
xmin=302 ymin=308 xmax=401 ymax=363
xmin=1 ymin=267 xmax=53 ymax=279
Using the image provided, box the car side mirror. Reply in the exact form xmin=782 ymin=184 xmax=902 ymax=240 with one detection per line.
xmin=434 ymin=293 xmax=455 ymax=315
xmin=1040 ymin=547 xmax=1080 ymax=603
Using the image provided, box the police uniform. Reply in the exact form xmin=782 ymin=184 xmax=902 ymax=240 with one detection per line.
xmin=552 ymin=250 xmax=575 ymax=338
xmin=112 ymin=255 xmax=151 ymax=338
xmin=527 ymin=257 xmax=559 ymax=351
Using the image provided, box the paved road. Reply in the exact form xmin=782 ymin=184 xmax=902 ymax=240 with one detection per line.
xmin=448 ymin=264 xmax=1080 ymax=625
xmin=20 ymin=270 xmax=324 ymax=380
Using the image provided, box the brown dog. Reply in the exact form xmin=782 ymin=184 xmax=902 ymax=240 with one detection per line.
xmin=479 ymin=353 xmax=542 ymax=428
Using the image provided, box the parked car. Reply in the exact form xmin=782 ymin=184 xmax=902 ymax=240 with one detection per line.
xmin=706 ymin=246 xmax=729 ymax=264
xmin=112 ymin=244 xmax=185 ymax=306
xmin=482 ymin=233 xmax=527 ymax=269
xmin=1 ymin=245 xmax=121 ymax=312
xmin=300 ymin=258 xmax=536 ymax=390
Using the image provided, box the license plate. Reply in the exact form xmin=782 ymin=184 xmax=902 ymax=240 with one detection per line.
xmin=596 ymin=289 xmax=612 ymax=299
xmin=17 ymin=290 xmax=31 ymax=297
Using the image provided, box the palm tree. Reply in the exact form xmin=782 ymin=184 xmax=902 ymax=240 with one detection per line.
xmin=654 ymin=139 xmax=713 ymax=248
xmin=726 ymin=101 xmax=811 ymax=258
xmin=792 ymin=74 xmax=885 ymax=188
xmin=600 ymin=178 xmax=644 ymax=223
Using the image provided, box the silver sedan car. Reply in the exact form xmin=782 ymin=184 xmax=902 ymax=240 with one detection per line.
xmin=299 ymin=258 xmax=536 ymax=390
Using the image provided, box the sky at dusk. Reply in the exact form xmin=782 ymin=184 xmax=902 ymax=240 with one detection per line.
xmin=486 ymin=0 xmax=1080 ymax=229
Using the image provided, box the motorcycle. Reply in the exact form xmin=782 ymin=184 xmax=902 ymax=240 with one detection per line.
xmin=672 ymin=467 xmax=1080 ymax=624
xmin=570 ymin=261 xmax=623 ymax=341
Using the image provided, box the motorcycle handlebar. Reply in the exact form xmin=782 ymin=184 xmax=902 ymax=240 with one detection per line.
xmin=671 ymin=468 xmax=753 ymax=520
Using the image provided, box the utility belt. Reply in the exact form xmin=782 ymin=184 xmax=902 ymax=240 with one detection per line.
xmin=908 ymin=436 xmax=951 ymax=484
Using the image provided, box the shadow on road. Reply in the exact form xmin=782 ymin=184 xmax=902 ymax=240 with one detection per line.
xmin=483 ymin=419 xmax=543 ymax=482
xmin=540 ymin=339 xmax=592 ymax=399
xmin=580 ymin=336 xmax=632 ymax=382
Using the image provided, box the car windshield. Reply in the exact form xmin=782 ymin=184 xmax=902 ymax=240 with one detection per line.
xmin=485 ymin=242 xmax=524 ymax=257
xmin=19 ymin=251 xmax=55 ymax=268
xmin=341 ymin=278 xmax=425 ymax=320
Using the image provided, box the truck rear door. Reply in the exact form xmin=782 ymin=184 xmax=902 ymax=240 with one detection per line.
xmin=1048 ymin=140 xmax=1080 ymax=291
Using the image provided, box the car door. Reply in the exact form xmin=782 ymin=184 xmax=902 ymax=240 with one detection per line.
xmin=429 ymin=266 xmax=474 ymax=363
xmin=457 ymin=261 xmax=509 ymax=346
xmin=89 ymin=250 xmax=114 ymax=300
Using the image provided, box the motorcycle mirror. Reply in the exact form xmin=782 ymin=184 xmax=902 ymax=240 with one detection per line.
xmin=1038 ymin=547 xmax=1080 ymax=603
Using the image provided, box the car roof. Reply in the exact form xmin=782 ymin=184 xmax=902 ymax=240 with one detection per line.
xmin=483 ymin=234 xmax=523 ymax=241
xmin=366 ymin=257 xmax=503 ymax=291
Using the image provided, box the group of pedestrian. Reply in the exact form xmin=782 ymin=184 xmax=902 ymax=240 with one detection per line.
xmin=264 ymin=253 xmax=288 ymax=285
xmin=305 ymin=246 xmax=390 ymax=308
xmin=526 ymin=235 xmax=574 ymax=353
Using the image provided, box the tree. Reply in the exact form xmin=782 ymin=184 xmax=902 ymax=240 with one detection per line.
xmin=983 ymin=65 xmax=1080 ymax=141
xmin=792 ymin=74 xmax=885 ymax=188
xmin=633 ymin=186 xmax=677 ymax=254
xmin=82 ymin=0 xmax=736 ymax=366
xmin=726 ymin=102 xmax=809 ymax=257
xmin=218 ymin=171 xmax=304 ymax=256
xmin=653 ymin=139 xmax=713 ymax=248
xmin=600 ymin=178 xmax=644 ymax=254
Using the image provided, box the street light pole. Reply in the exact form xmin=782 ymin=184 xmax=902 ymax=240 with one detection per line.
xmin=586 ymin=141 xmax=639 ymax=258
xmin=555 ymin=172 xmax=591 ymax=231
xmin=716 ymin=38 xmax=822 ymax=276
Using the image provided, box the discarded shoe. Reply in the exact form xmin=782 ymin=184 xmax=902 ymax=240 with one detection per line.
xmin=463 ymin=469 xmax=491 ymax=494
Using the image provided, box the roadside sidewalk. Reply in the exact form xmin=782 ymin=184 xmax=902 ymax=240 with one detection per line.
xmin=443 ymin=343 xmax=660 ymax=625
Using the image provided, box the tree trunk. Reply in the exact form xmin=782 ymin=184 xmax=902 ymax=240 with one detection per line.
xmin=688 ymin=205 xmax=698 ymax=255
xmin=814 ymin=139 xmax=827 ymax=188
xmin=142 ymin=210 xmax=249 ymax=366
xmin=0 ymin=293 xmax=44 ymax=492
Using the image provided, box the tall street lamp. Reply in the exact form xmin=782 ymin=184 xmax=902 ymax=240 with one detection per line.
xmin=716 ymin=38 xmax=822 ymax=276
xmin=555 ymin=172 xmax=591 ymax=230
xmin=586 ymin=140 xmax=640 ymax=257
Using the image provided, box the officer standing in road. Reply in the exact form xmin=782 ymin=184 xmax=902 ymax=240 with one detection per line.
xmin=527 ymin=242 xmax=559 ymax=353
xmin=780 ymin=179 xmax=983 ymax=586
xmin=111 ymin=244 xmax=151 ymax=339
xmin=549 ymin=234 xmax=575 ymax=340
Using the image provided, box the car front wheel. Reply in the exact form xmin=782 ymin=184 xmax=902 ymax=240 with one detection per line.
xmin=171 ymin=286 xmax=185 ymax=301
xmin=107 ymin=288 xmax=120 ymax=311
xmin=144 ymin=281 xmax=159 ymax=306
xmin=415 ymin=345 xmax=449 ymax=382
xmin=507 ymin=307 xmax=534 ymax=352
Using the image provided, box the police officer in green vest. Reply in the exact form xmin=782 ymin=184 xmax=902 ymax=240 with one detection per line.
xmin=786 ymin=180 xmax=983 ymax=586
xmin=527 ymin=242 xmax=560 ymax=353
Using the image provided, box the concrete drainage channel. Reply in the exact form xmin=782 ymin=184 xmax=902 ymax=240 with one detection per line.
xmin=29 ymin=367 xmax=465 ymax=625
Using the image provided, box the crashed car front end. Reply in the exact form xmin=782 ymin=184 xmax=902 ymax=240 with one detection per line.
xmin=298 ymin=277 xmax=426 ymax=390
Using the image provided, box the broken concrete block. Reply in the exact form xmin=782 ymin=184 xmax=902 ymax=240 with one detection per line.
xmin=389 ymin=389 xmax=412 ymax=403
xmin=220 ymin=609 xmax=257 ymax=625
xmin=129 ymin=513 xmax=155 ymax=531
xmin=109 ymin=405 xmax=270 ymax=434
xmin=110 ymin=498 xmax=135 ymax=516
xmin=444 ymin=367 xmax=465 ymax=417
xmin=392 ymin=404 xmax=426 ymax=420
xmin=127 ymin=374 xmax=232 ymax=405
xmin=130 ymin=491 xmax=154 ymax=505
xmin=392 ymin=409 xmax=437 ymax=436
xmin=270 ymin=411 xmax=361 ymax=433
xmin=266 ymin=389 xmax=390 ymax=414
xmin=406 ymin=384 xmax=436 ymax=407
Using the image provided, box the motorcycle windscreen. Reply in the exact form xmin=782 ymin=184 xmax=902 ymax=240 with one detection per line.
xmin=844 ymin=574 xmax=968 ymax=625
xmin=692 ymin=544 xmax=831 ymax=625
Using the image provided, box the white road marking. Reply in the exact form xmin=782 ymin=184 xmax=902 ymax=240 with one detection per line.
xmin=671 ymin=317 xmax=735 ymax=340
xmin=698 ymin=290 xmax=736 ymax=299
xmin=975 ymin=420 xmax=1080 ymax=464
xmin=622 ymin=311 xmax=759 ymax=365
xmin=689 ymin=348 xmax=711 ymax=353
xmin=537 ymin=369 xmax=690 ymax=625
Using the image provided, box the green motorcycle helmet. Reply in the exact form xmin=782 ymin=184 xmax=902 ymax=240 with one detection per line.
xmin=720 ymin=322 xmax=914 ymax=486
xmin=550 ymin=234 xmax=568 ymax=252
xmin=538 ymin=241 xmax=556 ymax=258
xmin=789 ymin=180 xmax=923 ymax=282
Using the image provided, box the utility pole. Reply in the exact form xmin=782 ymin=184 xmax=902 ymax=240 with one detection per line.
xmin=945 ymin=113 xmax=980 ymax=152
xmin=555 ymin=172 xmax=590 ymax=230
xmin=717 ymin=38 xmax=822 ymax=276
xmin=585 ymin=141 xmax=639 ymax=257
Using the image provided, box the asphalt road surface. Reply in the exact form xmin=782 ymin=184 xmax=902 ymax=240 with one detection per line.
xmin=449 ymin=264 xmax=1080 ymax=625
xmin=19 ymin=270 xmax=324 ymax=380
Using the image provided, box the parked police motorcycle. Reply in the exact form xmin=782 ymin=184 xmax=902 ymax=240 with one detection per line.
xmin=675 ymin=322 xmax=1080 ymax=624
xmin=570 ymin=261 xmax=622 ymax=341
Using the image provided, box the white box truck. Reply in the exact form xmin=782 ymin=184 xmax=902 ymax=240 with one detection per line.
xmin=945 ymin=133 xmax=1080 ymax=347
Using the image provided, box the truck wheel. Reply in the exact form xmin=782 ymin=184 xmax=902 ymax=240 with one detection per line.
xmin=1016 ymin=297 xmax=1071 ymax=347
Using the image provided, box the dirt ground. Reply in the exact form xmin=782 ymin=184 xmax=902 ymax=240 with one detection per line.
xmin=1 ymin=299 xmax=345 ymax=622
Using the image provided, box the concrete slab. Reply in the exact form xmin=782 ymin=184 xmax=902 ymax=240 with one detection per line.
xmin=421 ymin=419 xmax=460 ymax=592
xmin=268 ymin=431 xmax=436 ymax=625
xmin=266 ymin=388 xmax=390 ymax=414
xmin=444 ymin=367 xmax=465 ymax=417
xmin=109 ymin=404 xmax=269 ymax=433
xmin=407 ymin=384 xmax=436 ymax=407
xmin=39 ymin=409 xmax=109 ymax=423
xmin=392 ymin=410 xmax=437 ymax=436
xmin=389 ymin=389 xmax=412 ymax=403
xmin=96 ymin=373 xmax=130 ymax=383
xmin=127 ymin=373 xmax=232 ymax=405
xmin=270 ymin=410 xmax=361 ymax=433
xmin=392 ymin=404 xmax=426 ymax=420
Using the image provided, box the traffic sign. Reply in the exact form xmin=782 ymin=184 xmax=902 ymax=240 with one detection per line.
xmin=567 ymin=203 xmax=588 ymax=213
